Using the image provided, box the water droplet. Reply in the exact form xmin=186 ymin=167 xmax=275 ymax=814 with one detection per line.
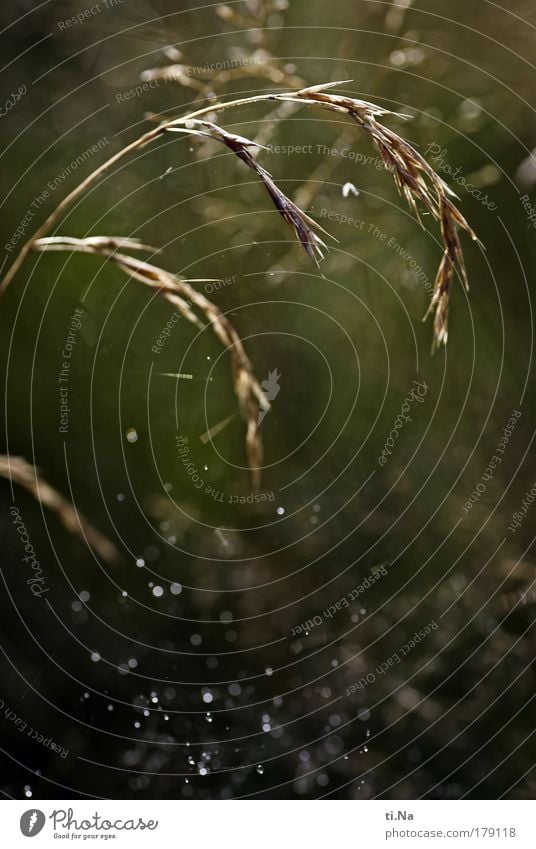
xmin=170 ymin=582 xmax=182 ymax=595
xmin=90 ymin=652 xmax=100 ymax=663
xmin=342 ymin=181 xmax=359 ymax=198
xmin=152 ymin=586 xmax=164 ymax=598
xmin=24 ymin=785 xmax=32 ymax=798
xmin=276 ymin=506 xmax=285 ymax=515
xmin=203 ymin=692 xmax=213 ymax=704
xmin=126 ymin=428 xmax=138 ymax=443
xmin=256 ymin=764 xmax=264 ymax=775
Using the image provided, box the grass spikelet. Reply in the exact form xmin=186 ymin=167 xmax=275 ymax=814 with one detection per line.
xmin=1 ymin=81 xmax=478 ymax=350
xmin=287 ymin=82 xmax=479 ymax=347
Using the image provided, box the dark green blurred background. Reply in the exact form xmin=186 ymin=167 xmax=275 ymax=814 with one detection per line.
xmin=0 ymin=0 xmax=535 ymax=799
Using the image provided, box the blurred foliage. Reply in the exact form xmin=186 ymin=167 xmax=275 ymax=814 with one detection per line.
xmin=0 ymin=0 xmax=535 ymax=799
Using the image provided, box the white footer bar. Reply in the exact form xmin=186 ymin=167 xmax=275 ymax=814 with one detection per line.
xmin=3 ymin=800 xmax=534 ymax=848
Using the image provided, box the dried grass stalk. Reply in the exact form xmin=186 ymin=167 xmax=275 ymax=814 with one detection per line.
xmin=33 ymin=237 xmax=269 ymax=487
xmin=1 ymin=81 xmax=477 ymax=349
xmin=0 ymin=82 xmax=479 ymax=487
xmin=0 ymin=455 xmax=118 ymax=563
